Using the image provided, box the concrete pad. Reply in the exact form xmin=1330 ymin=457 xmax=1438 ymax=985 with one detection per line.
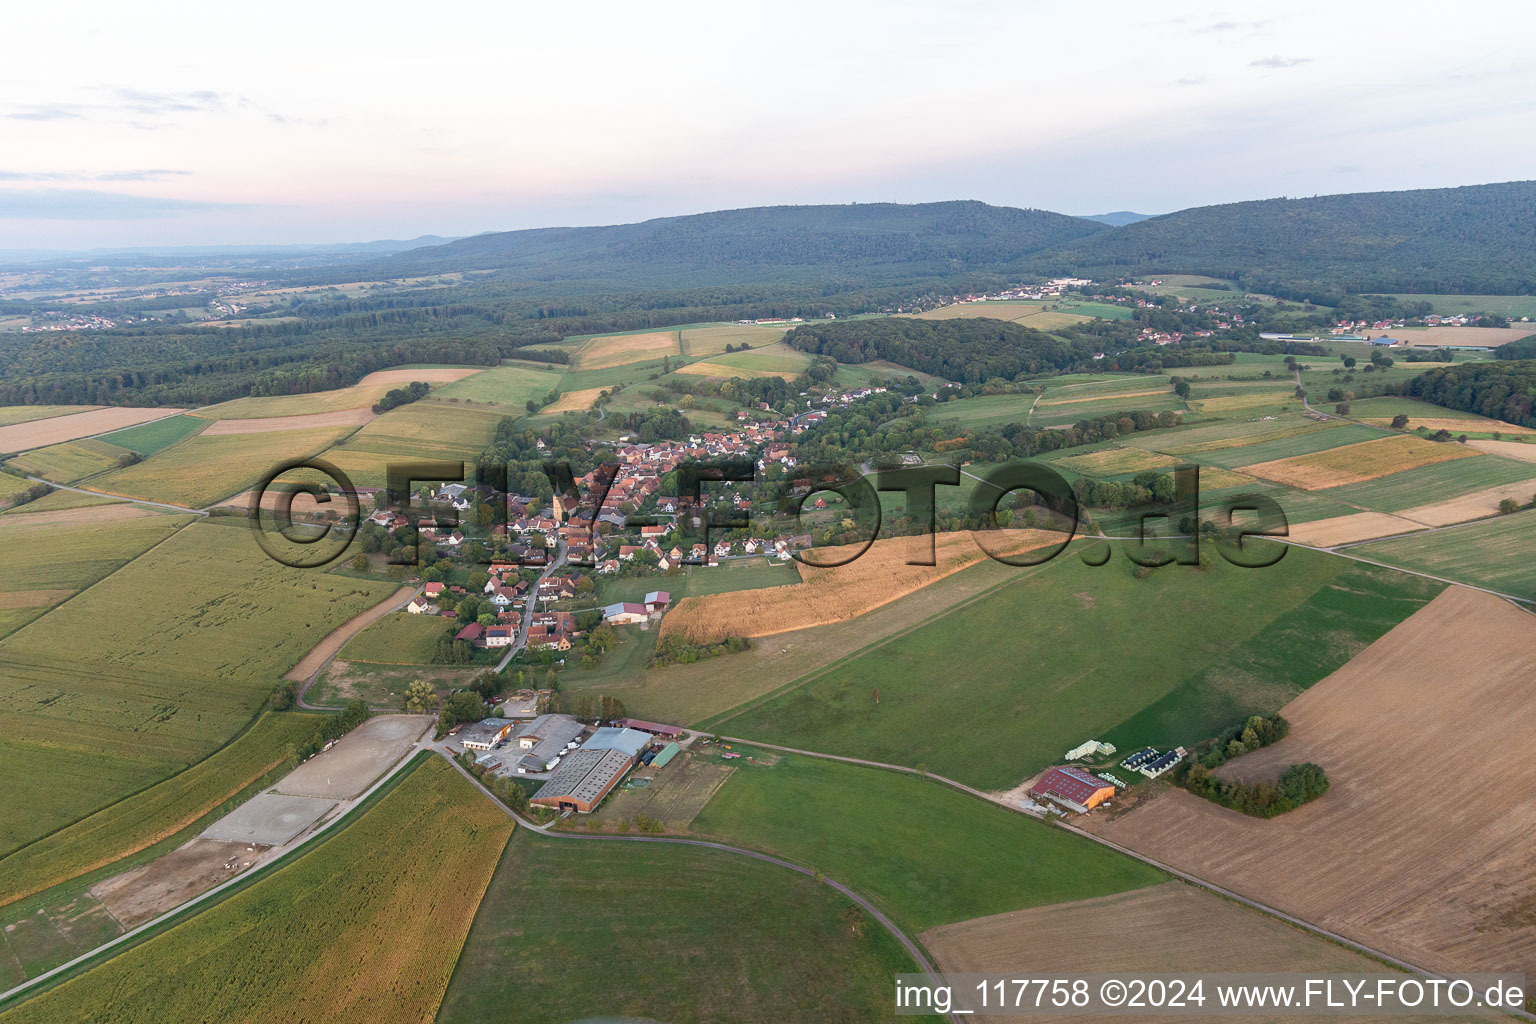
xmin=201 ymin=793 xmax=336 ymax=846
xmin=273 ymin=714 xmax=430 ymax=800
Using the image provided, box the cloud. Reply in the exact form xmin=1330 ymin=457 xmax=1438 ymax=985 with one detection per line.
xmin=1174 ymin=77 xmax=1204 ymax=87
xmin=112 ymin=88 xmax=236 ymax=115
xmin=0 ymin=169 xmax=191 ymax=183
xmin=0 ymin=189 xmax=249 ymax=220
xmin=1250 ymin=55 xmax=1312 ymax=69
xmin=1198 ymin=19 xmax=1271 ymax=33
xmin=4 ymin=105 xmax=84 ymax=121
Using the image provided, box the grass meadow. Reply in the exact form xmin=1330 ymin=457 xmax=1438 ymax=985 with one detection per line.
xmin=437 ymin=828 xmax=941 ymax=1024
xmin=7 ymin=442 xmax=127 ymax=483
xmin=715 ymin=545 xmax=1439 ymax=790
xmin=0 ymin=757 xmax=512 ymax=1024
xmin=691 ymin=750 xmax=1164 ymax=931
xmin=425 ymin=363 xmax=562 ymax=408
xmin=1350 ymin=507 xmax=1536 ymax=596
xmin=337 ymin=612 xmax=451 ymax=664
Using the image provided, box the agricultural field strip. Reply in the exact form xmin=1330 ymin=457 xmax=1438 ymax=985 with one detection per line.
xmin=431 ymin=752 xmax=956 ymax=1012
xmin=0 ymin=727 xmax=436 ymax=1008
xmin=702 ymin=736 xmax=1454 ymax=989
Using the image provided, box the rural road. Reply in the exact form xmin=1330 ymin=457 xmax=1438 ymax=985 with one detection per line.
xmin=433 ymin=746 xmax=963 ymax=1024
xmin=711 ymin=737 xmax=1536 ymax=1021
xmin=495 ymin=539 xmax=568 ymax=673
xmin=292 ymin=585 xmax=423 ymax=710
xmin=21 ymin=475 xmax=208 ymax=517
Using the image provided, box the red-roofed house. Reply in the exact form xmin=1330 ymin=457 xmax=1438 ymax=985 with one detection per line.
xmin=1028 ymin=766 xmax=1116 ymax=813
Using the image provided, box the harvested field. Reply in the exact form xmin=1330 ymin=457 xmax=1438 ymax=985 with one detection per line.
xmin=0 ymin=590 xmax=71 ymax=610
xmin=198 ymin=407 xmax=374 ymax=435
xmin=1037 ymin=387 xmax=1170 ymax=407
xmin=1193 ymin=466 xmax=1257 ymax=489
xmin=921 ymin=882 xmax=1459 ymax=1024
xmin=0 ymin=408 xmax=179 ymax=455
xmin=201 ymin=793 xmax=336 ymax=846
xmin=673 ymin=359 xmax=796 ymax=380
xmin=1084 ymin=586 xmax=1536 ymax=978
xmin=1391 ymin=325 xmax=1536 ymax=347
xmin=1053 ymin=447 xmax=1178 ymax=476
xmin=274 ymin=715 xmax=430 ymax=800
xmin=1286 ymin=512 xmax=1423 ymax=546
xmin=1468 ymin=438 xmax=1536 ymax=461
xmin=191 ymin=385 xmax=396 ymax=419
xmin=0 ymin=406 xmax=99 ymax=428
xmin=541 ymin=387 xmax=605 ymax=413
xmin=283 ymin=587 xmax=416 ymax=683
xmin=89 ymin=838 xmax=265 ymax=929
xmin=574 ymin=330 xmax=678 ymax=370
xmin=1397 ymin=479 xmax=1536 ymax=526
xmin=1187 ymin=390 xmax=1295 ymax=413
xmin=354 ymin=367 xmax=482 ymax=386
xmin=660 ymin=529 xmax=1068 ymax=644
xmin=1364 ymin=416 xmax=1534 ymax=434
xmin=1239 ymin=434 xmax=1480 ymax=490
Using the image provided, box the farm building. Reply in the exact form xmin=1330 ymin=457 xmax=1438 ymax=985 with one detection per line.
xmin=644 ymin=590 xmax=671 ymax=612
xmin=459 ymin=719 xmax=514 ymax=752
xmin=530 ymin=747 xmax=633 ymax=813
xmin=602 ymin=601 xmax=648 ymax=625
xmin=614 ymin=718 xmax=684 ymax=739
xmin=508 ymin=714 xmax=584 ymax=773
xmin=1029 ymin=766 xmax=1117 ymax=814
xmin=1065 ymin=740 xmax=1116 ymax=761
xmin=650 ymin=742 xmax=681 ymax=769
xmin=581 ymin=726 xmax=651 ymax=760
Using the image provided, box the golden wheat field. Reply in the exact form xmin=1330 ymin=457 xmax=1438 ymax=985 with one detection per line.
xmin=542 ymin=387 xmax=607 ymax=413
xmin=575 ymin=330 xmax=679 ymax=370
xmin=1239 ymin=434 xmax=1480 ymax=490
xmin=659 ymin=530 xmax=1068 ymax=644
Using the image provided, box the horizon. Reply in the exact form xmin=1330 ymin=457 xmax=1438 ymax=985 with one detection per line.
xmin=4 ymin=0 xmax=1534 ymax=249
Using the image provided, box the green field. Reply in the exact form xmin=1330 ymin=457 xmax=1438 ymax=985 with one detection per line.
xmin=714 ymin=545 xmax=1440 ymax=789
xmin=692 ymin=750 xmax=1163 ymax=931
xmin=1317 ymin=453 xmax=1536 ymax=512
xmin=91 ymin=426 xmax=351 ymax=507
xmin=0 ymin=757 xmax=513 ymax=1024
xmin=1387 ymin=294 xmax=1536 ymax=319
xmin=437 ymin=829 xmax=940 ymax=1024
xmin=0 ymin=711 xmax=322 ymax=910
xmin=1191 ymin=423 xmax=1392 ymax=469
xmin=327 ymin=401 xmax=501 ymax=464
xmin=931 ymin=393 xmax=1038 ymax=430
xmin=680 ymin=323 xmax=790 ymax=357
xmin=190 ymin=382 xmax=399 ymax=419
xmin=337 ymin=611 xmax=451 ymax=664
xmin=0 ymin=520 xmax=396 ymax=855
xmin=1350 ymin=508 xmax=1536 ymax=596
xmin=685 ymin=557 xmax=799 ymax=595
xmin=7 ymin=442 xmax=127 ymax=483
xmin=425 ymin=363 xmax=562 ymax=408
xmin=95 ymin=415 xmax=206 ymax=456
xmin=553 ymin=356 xmax=679 ymax=393
xmin=0 ymin=489 xmax=123 ymax=515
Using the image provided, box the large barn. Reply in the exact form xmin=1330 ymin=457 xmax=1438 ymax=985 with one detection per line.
xmin=1030 ymin=766 xmax=1117 ymax=813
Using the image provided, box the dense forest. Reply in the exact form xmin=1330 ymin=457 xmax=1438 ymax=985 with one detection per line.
xmin=1402 ymin=359 xmax=1536 ymax=427
xmin=784 ymin=318 xmax=1081 ymax=382
xmin=1032 ymin=180 xmax=1536 ymax=301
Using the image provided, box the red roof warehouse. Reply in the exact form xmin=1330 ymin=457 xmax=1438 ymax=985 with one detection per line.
xmin=1029 ymin=766 xmax=1116 ymax=813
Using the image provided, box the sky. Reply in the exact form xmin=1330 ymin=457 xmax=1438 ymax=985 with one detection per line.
xmin=2 ymin=0 xmax=1534 ymax=249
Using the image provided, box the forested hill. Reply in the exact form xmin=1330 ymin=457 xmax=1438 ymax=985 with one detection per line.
xmin=785 ymin=318 xmax=1080 ymax=383
xmin=1033 ymin=180 xmax=1536 ymax=301
xmin=366 ymin=202 xmax=1104 ymax=288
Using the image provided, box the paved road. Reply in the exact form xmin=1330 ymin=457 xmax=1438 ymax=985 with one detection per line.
xmin=433 ymin=746 xmax=961 ymax=1024
xmin=21 ymin=475 xmax=208 ymax=517
xmin=495 ymin=540 xmax=568 ymax=673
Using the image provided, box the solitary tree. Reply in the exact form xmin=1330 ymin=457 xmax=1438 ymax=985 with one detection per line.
xmin=1390 ymin=413 xmax=1410 ymax=429
xmin=403 ymin=679 xmax=435 ymax=713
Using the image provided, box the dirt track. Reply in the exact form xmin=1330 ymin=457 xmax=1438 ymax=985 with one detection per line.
xmin=284 ymin=586 xmax=416 ymax=683
xmin=1084 ymin=586 xmax=1536 ymax=978
xmin=199 ymin=407 xmax=375 ymax=435
xmin=0 ymin=407 xmax=181 ymax=454
xmin=90 ymin=838 xmax=266 ymax=929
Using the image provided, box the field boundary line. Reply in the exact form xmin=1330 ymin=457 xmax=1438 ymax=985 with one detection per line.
xmin=433 ymin=749 xmax=963 ymax=1024
xmin=0 ymin=742 xmax=434 ymax=1011
xmin=19 ymin=475 xmax=207 ymax=516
